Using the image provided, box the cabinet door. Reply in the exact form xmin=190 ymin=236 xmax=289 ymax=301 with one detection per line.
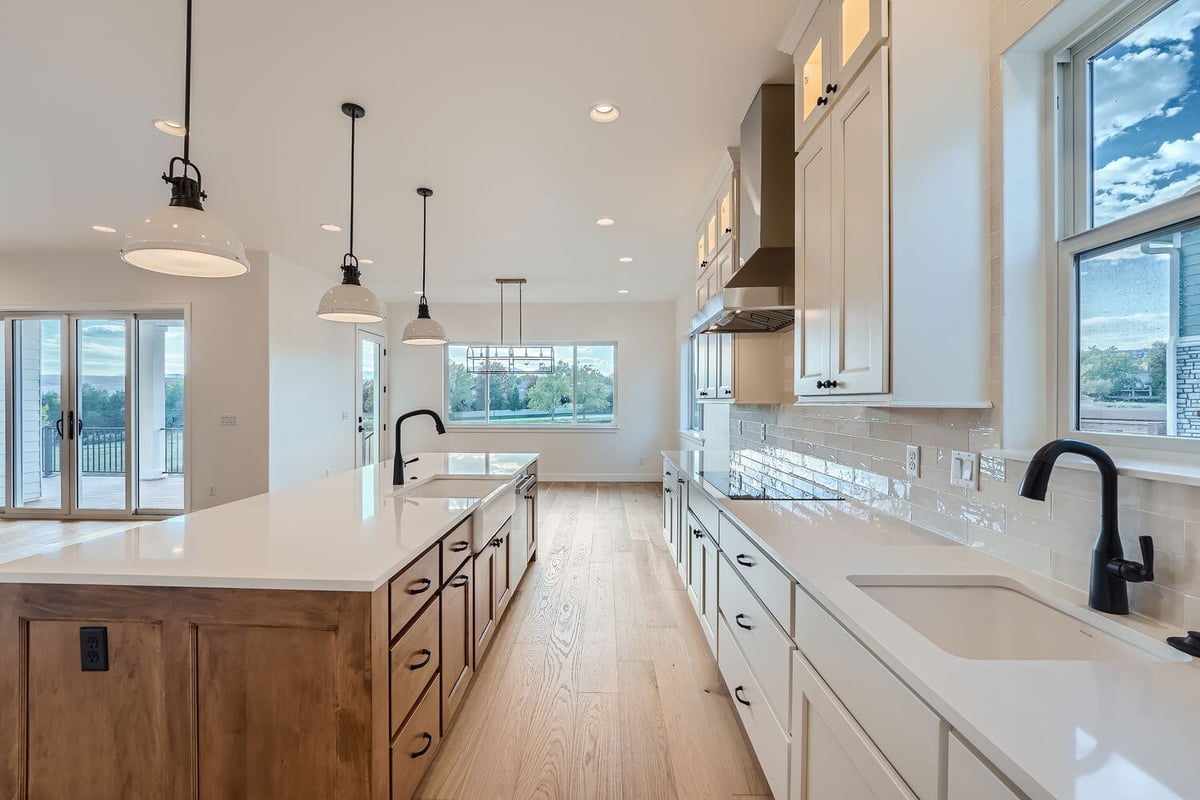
xmin=472 ymin=546 xmax=497 ymax=666
xmin=663 ymin=481 xmax=675 ymax=545
xmin=706 ymin=334 xmax=720 ymax=398
xmin=705 ymin=198 xmax=720 ymax=262
xmin=795 ymin=122 xmax=833 ymax=397
xmin=794 ymin=2 xmax=832 ymax=150
xmin=947 ymin=733 xmax=1021 ymax=800
xmin=494 ymin=522 xmax=513 ymax=618
xmin=700 ymin=534 xmax=719 ymax=654
xmin=791 ymin=652 xmax=917 ymax=800
xmin=441 ymin=562 xmax=474 ymax=732
xmin=718 ymin=170 xmax=737 ymax=254
xmin=687 ymin=525 xmax=705 ymax=612
xmin=832 ymin=0 xmax=887 ymax=92
xmin=716 ymin=246 xmax=735 ymax=291
xmin=717 ymin=334 xmax=733 ymax=399
xmin=695 ymin=335 xmax=711 ymax=400
xmin=829 ymin=47 xmax=889 ymax=395
xmin=697 ymin=228 xmax=708 ymax=274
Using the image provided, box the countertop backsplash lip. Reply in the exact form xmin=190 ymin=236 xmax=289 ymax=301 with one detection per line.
xmin=722 ymin=404 xmax=1200 ymax=633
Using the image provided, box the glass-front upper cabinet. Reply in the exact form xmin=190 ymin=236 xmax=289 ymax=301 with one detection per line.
xmin=697 ymin=229 xmax=707 ymax=273
xmin=793 ymin=2 xmax=831 ymax=151
xmin=717 ymin=169 xmax=737 ymax=254
xmin=834 ymin=0 xmax=886 ymax=90
xmin=705 ymin=198 xmax=720 ymax=262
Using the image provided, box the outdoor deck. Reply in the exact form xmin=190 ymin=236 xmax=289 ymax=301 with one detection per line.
xmin=19 ymin=475 xmax=185 ymax=511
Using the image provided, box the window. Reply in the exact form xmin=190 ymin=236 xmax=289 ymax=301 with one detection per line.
xmin=445 ymin=344 xmax=615 ymax=426
xmin=1058 ymin=0 xmax=1200 ymax=447
xmin=687 ymin=335 xmax=702 ymax=433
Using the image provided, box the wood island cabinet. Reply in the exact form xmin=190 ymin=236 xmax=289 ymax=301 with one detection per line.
xmin=0 ymin=464 xmax=539 ymax=800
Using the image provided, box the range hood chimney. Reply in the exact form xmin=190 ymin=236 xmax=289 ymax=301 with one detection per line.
xmin=692 ymin=84 xmax=795 ymax=335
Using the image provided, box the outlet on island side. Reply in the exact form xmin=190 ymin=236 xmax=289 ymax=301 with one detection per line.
xmin=905 ymin=445 xmax=920 ymax=478
xmin=79 ymin=626 xmax=108 ymax=672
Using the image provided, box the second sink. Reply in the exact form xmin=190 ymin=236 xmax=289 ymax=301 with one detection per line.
xmin=850 ymin=574 xmax=1188 ymax=662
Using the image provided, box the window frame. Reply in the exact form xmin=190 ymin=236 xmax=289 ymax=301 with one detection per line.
xmin=1053 ymin=0 xmax=1200 ymax=452
xmin=443 ymin=341 xmax=618 ymax=429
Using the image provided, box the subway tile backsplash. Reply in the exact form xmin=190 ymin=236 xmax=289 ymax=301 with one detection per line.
xmin=727 ymin=404 xmax=1200 ymax=630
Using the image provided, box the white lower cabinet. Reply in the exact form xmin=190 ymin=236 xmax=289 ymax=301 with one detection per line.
xmin=947 ymin=733 xmax=1023 ymax=800
xmin=719 ymin=617 xmax=791 ymax=800
xmin=790 ymin=652 xmax=916 ymax=800
xmin=719 ymin=555 xmax=795 ymax=728
xmin=687 ymin=526 xmax=719 ymax=657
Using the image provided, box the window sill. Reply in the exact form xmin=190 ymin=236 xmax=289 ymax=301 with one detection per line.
xmin=446 ymin=425 xmax=620 ymax=434
xmin=680 ymin=430 xmax=705 ymax=446
xmin=986 ymin=447 xmax=1200 ymax=488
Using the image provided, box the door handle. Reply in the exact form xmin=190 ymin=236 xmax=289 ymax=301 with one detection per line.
xmin=410 ymin=732 xmax=433 ymax=758
xmin=734 ymin=686 xmax=751 ymax=706
xmin=736 ymin=554 xmax=754 ymax=568
xmin=55 ymin=415 xmax=64 ymax=439
xmin=408 ymin=648 xmax=433 ymax=671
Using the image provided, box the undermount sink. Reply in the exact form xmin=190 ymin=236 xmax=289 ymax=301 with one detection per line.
xmin=850 ymin=575 xmax=1189 ymax=662
xmin=398 ymin=477 xmax=509 ymax=499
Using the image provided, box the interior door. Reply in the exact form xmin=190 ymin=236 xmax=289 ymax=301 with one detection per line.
xmin=830 ymin=46 xmax=890 ymax=395
xmin=357 ymin=331 xmax=385 ymax=467
xmin=7 ymin=316 xmax=68 ymax=513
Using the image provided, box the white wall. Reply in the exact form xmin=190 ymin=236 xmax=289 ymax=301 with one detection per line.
xmin=266 ymin=252 xmax=382 ymax=490
xmin=386 ymin=301 xmax=676 ymax=480
xmin=0 ymin=251 xmax=270 ymax=509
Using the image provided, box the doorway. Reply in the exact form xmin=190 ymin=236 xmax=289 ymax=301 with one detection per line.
xmin=357 ymin=330 xmax=386 ymax=467
xmin=2 ymin=312 xmax=186 ymax=517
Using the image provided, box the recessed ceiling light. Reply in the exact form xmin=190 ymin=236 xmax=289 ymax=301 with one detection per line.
xmin=595 ymin=217 xmax=615 ymax=227
xmin=153 ymin=119 xmax=187 ymax=137
xmin=321 ymin=223 xmax=342 ymax=232
xmin=413 ymin=290 xmax=423 ymax=295
xmin=589 ymin=103 xmax=621 ymax=123
xmin=617 ymin=289 xmax=630 ymax=294
xmin=618 ymin=256 xmax=633 ymax=263
xmin=359 ymin=258 xmax=373 ymax=265
xmin=91 ymin=225 xmax=117 ymax=233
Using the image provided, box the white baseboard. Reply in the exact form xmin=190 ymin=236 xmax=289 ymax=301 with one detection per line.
xmin=539 ymin=473 xmax=659 ymax=482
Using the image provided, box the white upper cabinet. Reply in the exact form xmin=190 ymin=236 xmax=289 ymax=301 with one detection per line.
xmin=794 ymin=2 xmax=832 ymax=151
xmin=794 ymin=122 xmax=832 ymax=396
xmin=833 ymin=0 xmax=887 ymax=92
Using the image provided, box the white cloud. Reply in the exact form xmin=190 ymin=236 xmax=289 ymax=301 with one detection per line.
xmin=1080 ymin=312 xmax=1170 ymax=349
xmin=1122 ymin=1 xmax=1200 ymax=47
xmin=1091 ymin=43 xmax=1192 ymax=145
xmin=1094 ymin=133 xmax=1200 ymax=225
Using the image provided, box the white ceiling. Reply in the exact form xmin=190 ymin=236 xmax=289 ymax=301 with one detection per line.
xmin=0 ymin=0 xmax=794 ymax=303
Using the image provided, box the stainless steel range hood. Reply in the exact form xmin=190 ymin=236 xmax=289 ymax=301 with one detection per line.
xmin=692 ymin=84 xmax=795 ymax=336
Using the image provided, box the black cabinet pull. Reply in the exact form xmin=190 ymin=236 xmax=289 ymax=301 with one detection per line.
xmin=825 ymin=82 xmax=838 ymax=94
xmin=406 ymin=577 xmax=432 ymax=595
xmin=451 ymin=575 xmax=469 ymax=588
xmin=699 ymin=391 xmax=709 ymax=397
xmin=735 ymin=613 xmax=753 ymax=630
xmin=665 ymin=470 xmax=673 ymax=476
xmin=492 ymin=537 xmax=503 ymax=548
xmin=725 ymin=227 xmax=732 ymax=234
xmin=665 ymin=487 xmax=672 ymax=494
xmin=410 ymin=732 xmax=433 ymax=758
xmin=816 ymin=96 xmax=828 ymax=106
xmin=735 ymin=686 xmax=750 ymax=706
xmin=409 ymin=648 xmax=433 ymax=670
xmin=735 ymin=554 xmax=754 ymax=568
xmin=693 ymin=529 xmax=704 ymax=539
xmin=449 ymin=541 xmax=469 ymax=552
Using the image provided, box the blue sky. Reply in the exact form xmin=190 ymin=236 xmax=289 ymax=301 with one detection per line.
xmin=32 ymin=319 xmax=185 ymax=381
xmin=1081 ymin=0 xmax=1200 ymax=352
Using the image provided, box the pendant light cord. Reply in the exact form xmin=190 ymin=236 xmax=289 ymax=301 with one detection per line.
xmin=420 ymin=192 xmax=428 ymax=300
xmin=182 ymin=0 xmax=192 ymax=167
xmin=349 ymin=111 xmax=356 ymax=259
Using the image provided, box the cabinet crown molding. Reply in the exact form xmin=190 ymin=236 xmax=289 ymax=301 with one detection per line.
xmin=778 ymin=0 xmax=823 ymax=55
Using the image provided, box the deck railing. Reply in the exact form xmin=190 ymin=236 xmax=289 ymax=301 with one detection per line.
xmin=42 ymin=426 xmax=184 ymax=476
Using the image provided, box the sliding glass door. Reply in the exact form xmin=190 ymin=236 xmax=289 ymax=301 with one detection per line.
xmin=2 ymin=312 xmax=185 ymax=517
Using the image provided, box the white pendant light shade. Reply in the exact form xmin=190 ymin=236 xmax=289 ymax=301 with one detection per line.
xmin=120 ymin=205 xmax=249 ymax=277
xmin=402 ymin=302 xmax=447 ymax=345
xmin=317 ymin=281 xmax=385 ymax=323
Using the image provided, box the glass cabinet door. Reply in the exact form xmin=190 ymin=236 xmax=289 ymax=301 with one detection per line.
xmin=833 ymin=0 xmax=887 ymax=91
xmin=794 ymin=3 xmax=832 ymax=151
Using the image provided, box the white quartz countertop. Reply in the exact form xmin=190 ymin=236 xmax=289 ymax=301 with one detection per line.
xmin=663 ymin=450 xmax=1200 ymax=800
xmin=0 ymin=452 xmax=537 ymax=592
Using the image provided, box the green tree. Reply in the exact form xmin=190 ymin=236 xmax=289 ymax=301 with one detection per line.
xmin=41 ymin=391 xmax=60 ymax=427
xmin=575 ymin=365 xmax=613 ymax=420
xmin=1079 ymin=346 xmax=1140 ymax=400
xmin=165 ymin=381 xmax=184 ymax=427
xmin=448 ymin=362 xmax=478 ymax=412
xmin=526 ymin=360 xmax=572 ymax=420
xmin=1144 ymin=341 xmax=1167 ymax=399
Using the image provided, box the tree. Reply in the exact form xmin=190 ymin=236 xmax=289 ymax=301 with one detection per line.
xmin=165 ymin=381 xmax=184 ymax=427
xmin=41 ymin=391 xmax=60 ymax=427
xmin=1079 ymin=346 xmax=1140 ymax=400
xmin=526 ymin=360 xmax=572 ymax=420
xmin=575 ymin=364 xmax=613 ymax=420
xmin=1144 ymin=341 xmax=1167 ymax=399
xmin=448 ymin=362 xmax=479 ymax=412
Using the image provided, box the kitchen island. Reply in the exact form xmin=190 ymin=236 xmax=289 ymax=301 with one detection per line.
xmin=0 ymin=452 xmax=538 ymax=800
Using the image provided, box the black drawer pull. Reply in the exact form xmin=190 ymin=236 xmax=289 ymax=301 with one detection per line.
xmin=411 ymin=732 xmax=433 ymax=758
xmin=451 ymin=575 xmax=469 ymax=588
xmin=409 ymin=648 xmax=432 ymax=670
xmin=735 ymin=686 xmax=750 ymax=706
xmin=449 ymin=541 xmax=469 ymax=552
xmin=735 ymin=554 xmax=754 ymax=568
xmin=406 ymin=577 xmax=432 ymax=595
xmin=735 ymin=613 xmax=752 ymax=630
xmin=693 ymin=529 xmax=704 ymax=539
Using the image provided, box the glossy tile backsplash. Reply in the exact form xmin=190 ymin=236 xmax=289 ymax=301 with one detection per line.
xmin=728 ymin=404 xmax=1200 ymax=630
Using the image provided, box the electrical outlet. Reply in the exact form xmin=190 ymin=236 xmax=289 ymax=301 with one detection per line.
xmin=905 ymin=445 xmax=920 ymax=478
xmin=208 ymin=485 xmax=216 ymax=497
xmin=760 ymin=423 xmax=767 ymax=442
xmin=341 ymin=411 xmax=350 ymax=421
xmin=79 ymin=626 xmax=109 ymax=672
xmin=949 ymin=450 xmax=979 ymax=490
xmin=638 ymin=457 xmax=645 ymax=466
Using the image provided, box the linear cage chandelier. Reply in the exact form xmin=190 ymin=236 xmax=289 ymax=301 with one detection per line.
xmin=466 ymin=279 xmax=555 ymax=375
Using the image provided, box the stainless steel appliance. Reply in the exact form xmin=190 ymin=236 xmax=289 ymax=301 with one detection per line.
xmin=514 ymin=471 xmax=538 ymax=559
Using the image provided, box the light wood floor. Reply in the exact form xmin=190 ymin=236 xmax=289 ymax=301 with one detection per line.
xmin=417 ymin=481 xmax=770 ymax=800
xmin=0 ymin=517 xmax=141 ymax=564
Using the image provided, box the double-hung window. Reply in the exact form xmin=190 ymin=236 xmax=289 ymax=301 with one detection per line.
xmin=1056 ymin=0 xmax=1200 ymax=448
xmin=445 ymin=344 xmax=616 ymax=427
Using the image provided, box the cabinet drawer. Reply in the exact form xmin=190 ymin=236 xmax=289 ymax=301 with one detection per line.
xmin=687 ymin=484 xmax=720 ymax=538
xmin=948 ymin=732 xmax=1023 ymax=800
xmin=718 ymin=617 xmax=789 ymax=800
xmin=389 ymin=595 xmax=440 ymax=734
xmin=390 ymin=677 xmax=441 ymax=800
xmin=718 ymin=556 xmax=794 ymax=728
xmin=389 ymin=545 xmax=440 ymax=639
xmin=441 ymin=517 xmax=473 ymax=586
xmin=719 ymin=516 xmax=794 ymax=635
xmin=794 ymin=587 xmax=942 ymax=800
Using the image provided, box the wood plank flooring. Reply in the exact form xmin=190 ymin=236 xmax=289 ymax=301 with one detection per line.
xmin=0 ymin=518 xmax=141 ymax=564
xmin=416 ymin=482 xmax=771 ymax=800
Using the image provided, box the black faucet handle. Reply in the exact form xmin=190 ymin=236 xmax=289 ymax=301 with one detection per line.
xmin=1108 ymin=535 xmax=1154 ymax=583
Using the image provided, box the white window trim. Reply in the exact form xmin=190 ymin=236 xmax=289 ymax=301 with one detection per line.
xmin=443 ymin=341 xmax=618 ymax=430
xmin=1051 ymin=0 xmax=1200 ymax=455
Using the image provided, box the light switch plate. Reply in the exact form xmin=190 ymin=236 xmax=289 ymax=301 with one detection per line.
xmin=220 ymin=414 xmax=237 ymax=426
xmin=905 ymin=445 xmax=920 ymax=478
xmin=949 ymin=450 xmax=978 ymax=490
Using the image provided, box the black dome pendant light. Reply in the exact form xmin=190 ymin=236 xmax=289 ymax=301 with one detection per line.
xmin=317 ymin=102 xmax=385 ymax=323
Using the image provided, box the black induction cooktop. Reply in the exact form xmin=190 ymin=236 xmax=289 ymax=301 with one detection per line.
xmin=699 ymin=469 xmax=840 ymax=501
